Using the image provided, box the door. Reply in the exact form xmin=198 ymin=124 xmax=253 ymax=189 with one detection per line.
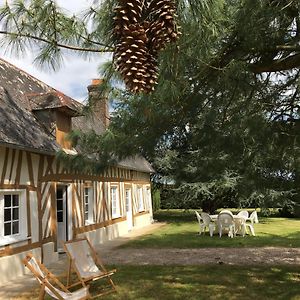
xmin=56 ymin=185 xmax=67 ymax=252
xmin=125 ymin=188 xmax=133 ymax=231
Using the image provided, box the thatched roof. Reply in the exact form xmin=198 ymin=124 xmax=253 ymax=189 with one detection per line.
xmin=0 ymin=58 xmax=153 ymax=173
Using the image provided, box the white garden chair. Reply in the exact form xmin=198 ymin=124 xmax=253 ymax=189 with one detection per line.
xmin=194 ymin=211 xmax=203 ymax=235
xmin=237 ymin=210 xmax=249 ymax=220
xmin=234 ymin=217 xmax=246 ymax=237
xmin=217 ymin=212 xmax=235 ymax=238
xmin=219 ymin=209 xmax=233 ymax=216
xmin=246 ymin=211 xmax=259 ymax=236
xmin=199 ymin=212 xmax=216 ymax=237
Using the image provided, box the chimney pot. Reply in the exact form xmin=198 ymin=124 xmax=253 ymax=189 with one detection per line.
xmin=91 ymin=78 xmax=103 ymax=86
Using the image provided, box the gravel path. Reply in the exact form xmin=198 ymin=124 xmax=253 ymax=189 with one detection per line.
xmin=101 ymin=247 xmax=300 ymax=266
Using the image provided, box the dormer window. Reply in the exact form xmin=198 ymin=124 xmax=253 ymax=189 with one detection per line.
xmin=27 ymin=91 xmax=83 ymax=149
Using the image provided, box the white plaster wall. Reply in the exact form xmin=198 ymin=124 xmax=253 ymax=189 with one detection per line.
xmin=30 ymin=153 xmax=40 ymax=187
xmin=79 ymin=220 xmax=129 ymax=246
xmin=0 ymin=247 xmax=41 ymax=285
xmin=43 ymin=242 xmax=58 ymax=265
xmin=134 ymin=213 xmax=152 ymax=229
xmin=29 ymin=191 xmax=39 ymax=243
xmin=20 ymin=150 xmax=30 ymax=185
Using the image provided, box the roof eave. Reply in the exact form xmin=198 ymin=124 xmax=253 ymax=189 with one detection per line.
xmin=0 ymin=141 xmax=58 ymax=156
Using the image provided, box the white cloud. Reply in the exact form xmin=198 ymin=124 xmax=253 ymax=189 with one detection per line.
xmin=0 ymin=0 xmax=111 ymax=102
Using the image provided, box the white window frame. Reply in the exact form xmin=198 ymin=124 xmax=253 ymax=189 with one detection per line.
xmin=0 ymin=189 xmax=27 ymax=246
xmin=84 ymin=187 xmax=94 ymax=225
xmin=125 ymin=188 xmax=131 ymax=213
xmin=138 ymin=186 xmax=144 ymax=212
xmin=111 ymin=186 xmax=120 ymax=219
xmin=146 ymin=186 xmax=151 ymax=208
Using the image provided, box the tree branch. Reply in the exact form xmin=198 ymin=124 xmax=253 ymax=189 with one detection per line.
xmin=0 ymin=30 xmax=114 ymax=53
xmin=250 ymin=53 xmax=300 ymax=73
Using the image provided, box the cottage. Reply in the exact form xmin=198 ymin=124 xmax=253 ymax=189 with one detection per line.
xmin=0 ymin=58 xmax=154 ymax=284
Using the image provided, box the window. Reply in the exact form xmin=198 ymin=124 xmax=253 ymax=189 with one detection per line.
xmin=111 ymin=186 xmax=120 ymax=218
xmin=4 ymin=194 xmax=20 ymax=236
xmin=125 ymin=189 xmax=131 ymax=213
xmin=146 ymin=187 xmax=151 ymax=208
xmin=84 ymin=187 xmax=94 ymax=225
xmin=0 ymin=190 xmax=27 ymax=246
xmin=138 ymin=187 xmax=144 ymax=212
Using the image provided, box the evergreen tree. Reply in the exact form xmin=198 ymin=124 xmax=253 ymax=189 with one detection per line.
xmin=1 ymin=0 xmax=300 ymax=212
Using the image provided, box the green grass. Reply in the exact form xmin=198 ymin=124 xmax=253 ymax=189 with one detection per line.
xmin=16 ymin=265 xmax=300 ymax=300
xmin=101 ymin=265 xmax=300 ymax=300
xmin=14 ymin=210 xmax=300 ymax=299
xmin=122 ymin=210 xmax=300 ymax=248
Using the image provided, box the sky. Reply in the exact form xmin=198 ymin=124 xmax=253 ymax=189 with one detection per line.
xmin=0 ymin=0 xmax=109 ymax=102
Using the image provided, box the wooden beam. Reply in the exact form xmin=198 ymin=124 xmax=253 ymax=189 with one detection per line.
xmin=26 ymin=152 xmax=35 ymax=187
xmin=74 ymin=217 xmax=126 ymax=235
xmin=0 ymin=184 xmax=36 ymax=191
xmin=0 ymin=147 xmax=9 ymax=185
xmin=0 ymin=237 xmax=53 ymax=257
xmin=15 ymin=150 xmax=23 ymax=186
xmin=133 ymin=211 xmax=150 ymax=217
xmin=8 ymin=149 xmax=16 ymax=183
xmin=41 ymin=173 xmax=151 ymax=184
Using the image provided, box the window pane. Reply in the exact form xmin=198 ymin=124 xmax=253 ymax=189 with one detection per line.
xmin=56 ymin=189 xmax=63 ymax=199
xmin=12 ymin=195 xmax=19 ymax=207
xmin=12 ymin=221 xmax=19 ymax=234
xmin=57 ymin=211 xmax=63 ymax=222
xmin=4 ymin=208 xmax=11 ymax=222
xmin=57 ymin=200 xmax=63 ymax=211
xmin=4 ymin=223 xmax=11 ymax=236
xmin=4 ymin=195 xmax=11 ymax=207
xmin=13 ymin=208 xmax=19 ymax=220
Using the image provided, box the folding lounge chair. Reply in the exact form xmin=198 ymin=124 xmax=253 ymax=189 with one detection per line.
xmin=23 ymin=253 xmax=91 ymax=300
xmin=64 ymin=238 xmax=117 ymax=298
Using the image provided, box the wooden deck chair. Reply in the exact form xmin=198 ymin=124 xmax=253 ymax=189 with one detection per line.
xmin=64 ymin=238 xmax=117 ymax=298
xmin=23 ymin=253 xmax=91 ymax=300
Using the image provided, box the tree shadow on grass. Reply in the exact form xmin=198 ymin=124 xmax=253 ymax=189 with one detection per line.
xmin=99 ymin=265 xmax=300 ymax=300
xmin=123 ymin=228 xmax=300 ymax=248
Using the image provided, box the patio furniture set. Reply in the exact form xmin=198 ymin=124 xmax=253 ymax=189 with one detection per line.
xmin=195 ymin=210 xmax=259 ymax=238
xmin=23 ymin=237 xmax=117 ymax=300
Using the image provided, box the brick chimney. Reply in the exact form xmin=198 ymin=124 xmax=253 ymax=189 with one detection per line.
xmin=87 ymin=79 xmax=110 ymax=128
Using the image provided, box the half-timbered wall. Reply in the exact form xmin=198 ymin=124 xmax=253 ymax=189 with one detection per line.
xmin=0 ymin=145 xmax=152 ymax=284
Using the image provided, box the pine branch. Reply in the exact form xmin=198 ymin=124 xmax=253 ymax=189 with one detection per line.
xmin=0 ymin=30 xmax=114 ymax=53
xmin=250 ymin=53 xmax=300 ymax=73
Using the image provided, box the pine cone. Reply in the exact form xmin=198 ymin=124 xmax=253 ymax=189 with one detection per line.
xmin=114 ymin=23 xmax=151 ymax=93
xmin=113 ymin=0 xmax=145 ymax=38
xmin=113 ymin=0 xmax=180 ymax=94
xmin=147 ymin=0 xmax=180 ymax=51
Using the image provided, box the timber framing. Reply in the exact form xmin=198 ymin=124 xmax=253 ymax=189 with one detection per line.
xmin=0 ymin=58 xmax=154 ymax=285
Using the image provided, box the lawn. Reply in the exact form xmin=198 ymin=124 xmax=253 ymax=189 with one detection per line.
xmin=16 ymin=265 xmax=300 ymax=300
xmin=122 ymin=210 xmax=300 ymax=248
xmin=14 ymin=210 xmax=300 ymax=299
